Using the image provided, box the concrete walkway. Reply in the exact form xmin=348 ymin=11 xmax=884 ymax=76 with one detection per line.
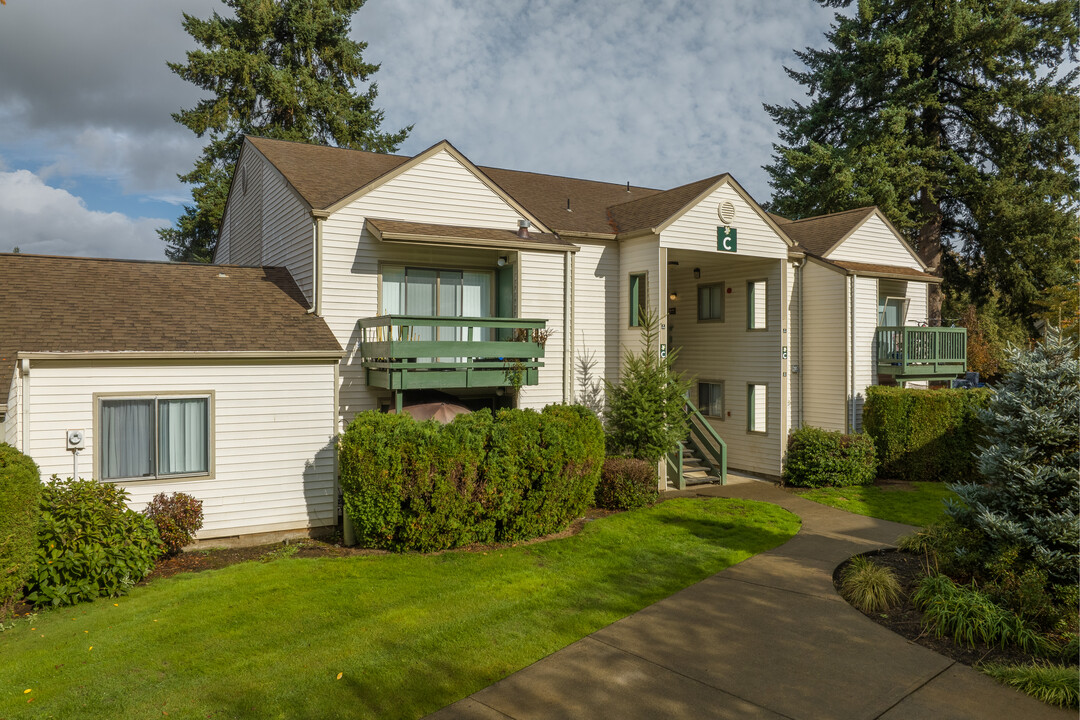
xmin=428 ymin=477 xmax=1071 ymax=720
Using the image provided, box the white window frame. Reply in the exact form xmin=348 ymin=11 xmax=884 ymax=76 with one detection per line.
xmin=878 ymin=296 xmax=910 ymax=327
xmin=747 ymin=383 xmax=768 ymax=435
xmin=94 ymin=392 xmax=215 ymax=482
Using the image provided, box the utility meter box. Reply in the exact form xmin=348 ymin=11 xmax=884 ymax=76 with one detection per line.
xmin=66 ymin=429 xmax=85 ymax=450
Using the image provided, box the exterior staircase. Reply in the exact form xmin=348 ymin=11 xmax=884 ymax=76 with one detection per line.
xmin=666 ymin=399 xmax=727 ymax=490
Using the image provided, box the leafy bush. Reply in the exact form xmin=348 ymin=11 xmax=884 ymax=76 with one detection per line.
xmin=143 ymin=492 xmax=204 ymax=556
xmin=595 ymin=457 xmax=657 ymax=510
xmin=840 ymin=555 xmax=901 ymax=612
xmin=339 ymin=405 xmax=604 ymax=552
xmin=782 ymin=426 xmax=876 ymax=488
xmin=24 ymin=477 xmax=163 ymax=607
xmin=862 ymin=386 xmax=991 ymax=483
xmin=912 ymin=574 xmax=1050 ymax=655
xmin=948 ymin=327 xmax=1079 ymax=586
xmin=0 ymin=443 xmax=41 ymax=614
xmin=981 ymin=663 xmax=1079 ymax=709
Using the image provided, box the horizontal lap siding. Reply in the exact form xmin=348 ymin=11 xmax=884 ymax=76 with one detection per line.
xmin=661 ymin=183 xmax=788 ymax=260
xmin=261 ymin=165 xmax=314 ymax=303
xmin=321 ymin=149 xmax=535 ymax=424
xmin=24 ymin=360 xmax=337 ymax=539
xmin=618 ymin=236 xmax=660 ymax=361
xmin=826 ymin=214 xmax=923 ymax=270
xmin=518 ymin=251 xmax=566 ymax=409
xmin=852 ymin=277 xmax=878 ymax=431
xmin=227 ymin=151 xmax=265 ymax=267
xmin=802 ymin=263 xmax=846 ymax=432
xmin=572 ymin=240 xmax=620 ymax=393
xmin=669 ymin=256 xmax=784 ymax=476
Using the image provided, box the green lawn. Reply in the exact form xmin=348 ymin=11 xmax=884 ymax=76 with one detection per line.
xmin=792 ymin=482 xmax=957 ymax=527
xmin=1 ymin=497 xmax=798 ymax=720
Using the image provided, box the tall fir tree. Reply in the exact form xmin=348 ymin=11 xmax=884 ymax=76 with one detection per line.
xmin=604 ymin=308 xmax=691 ymax=464
xmin=948 ymin=327 xmax=1079 ymax=585
xmin=161 ymin=0 xmax=410 ymax=262
xmin=764 ymin=0 xmax=1078 ymax=322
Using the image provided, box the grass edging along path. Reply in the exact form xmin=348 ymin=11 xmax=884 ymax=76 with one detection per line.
xmin=790 ymin=481 xmax=957 ymax=527
xmin=2 ymin=497 xmax=799 ymax=720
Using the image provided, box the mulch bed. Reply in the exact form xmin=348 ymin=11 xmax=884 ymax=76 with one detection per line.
xmin=834 ymin=549 xmax=1043 ymax=668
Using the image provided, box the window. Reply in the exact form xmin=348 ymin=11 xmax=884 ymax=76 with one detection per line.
xmin=747 ymin=280 xmax=767 ymax=330
xmin=747 ymin=384 xmax=767 ymax=433
xmin=697 ymin=283 xmax=725 ymax=321
xmin=878 ymin=296 xmax=909 ymax=327
xmin=629 ymin=272 xmax=647 ymax=327
xmin=381 ymin=265 xmax=494 ymax=341
xmin=98 ymin=395 xmax=211 ymax=480
xmin=699 ymin=382 xmax=724 ymax=418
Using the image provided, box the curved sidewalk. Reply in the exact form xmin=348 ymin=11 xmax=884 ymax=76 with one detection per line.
xmin=428 ymin=478 xmax=1071 ymax=720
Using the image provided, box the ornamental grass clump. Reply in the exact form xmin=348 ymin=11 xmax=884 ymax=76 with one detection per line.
xmin=981 ymin=663 xmax=1079 ymax=710
xmin=24 ymin=477 xmax=162 ymax=608
xmin=839 ymin=555 xmax=901 ymax=612
xmin=143 ymin=492 xmax=204 ymax=556
xmin=912 ymin=574 xmax=1050 ymax=655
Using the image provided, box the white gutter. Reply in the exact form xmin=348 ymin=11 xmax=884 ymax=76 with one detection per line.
xmin=793 ymin=257 xmax=806 ymax=428
xmin=849 ymin=274 xmax=857 ymax=433
xmin=564 ymin=250 xmax=574 ymax=403
xmin=16 ymin=350 xmax=346 ymax=361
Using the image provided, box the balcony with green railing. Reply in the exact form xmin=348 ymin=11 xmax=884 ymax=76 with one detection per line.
xmin=357 ymin=315 xmax=547 ymax=393
xmin=876 ymin=325 xmax=967 ymax=381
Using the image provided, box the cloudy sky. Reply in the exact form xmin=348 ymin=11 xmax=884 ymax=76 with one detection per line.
xmin=0 ymin=0 xmax=843 ymax=261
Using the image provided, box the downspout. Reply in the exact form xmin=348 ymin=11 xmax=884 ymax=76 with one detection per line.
xmin=20 ymin=358 xmax=30 ymax=455
xmin=849 ymin=274 xmax=857 ymax=433
xmin=564 ymin=250 xmax=574 ymax=404
xmin=793 ymin=258 xmax=805 ymax=428
xmin=306 ymin=217 xmax=322 ymax=315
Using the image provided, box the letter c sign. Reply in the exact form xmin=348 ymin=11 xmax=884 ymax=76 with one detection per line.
xmin=716 ymin=226 xmax=738 ymax=253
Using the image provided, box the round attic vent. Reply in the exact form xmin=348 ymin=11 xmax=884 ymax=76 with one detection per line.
xmin=717 ymin=201 xmax=736 ymax=225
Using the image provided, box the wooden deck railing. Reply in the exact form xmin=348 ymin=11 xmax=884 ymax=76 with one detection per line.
xmin=876 ymin=325 xmax=967 ymax=380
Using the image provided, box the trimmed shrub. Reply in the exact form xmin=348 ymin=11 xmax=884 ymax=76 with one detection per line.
xmin=143 ymin=492 xmax=204 ymax=556
xmin=862 ymin=386 xmax=991 ymax=482
xmin=0 ymin=443 xmax=42 ymax=613
xmin=339 ymin=405 xmax=604 ymax=552
xmin=24 ymin=477 xmax=163 ymax=607
xmin=595 ymin=457 xmax=658 ymax=510
xmin=782 ymin=426 xmax=876 ymax=488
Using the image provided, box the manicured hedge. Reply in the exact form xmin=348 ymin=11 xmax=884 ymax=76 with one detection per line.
xmin=862 ymin=386 xmax=991 ymax=483
xmin=339 ymin=405 xmax=604 ymax=552
xmin=0 ymin=443 xmax=42 ymax=612
xmin=595 ymin=457 xmax=658 ymax=510
xmin=782 ymin=426 xmax=877 ymax=488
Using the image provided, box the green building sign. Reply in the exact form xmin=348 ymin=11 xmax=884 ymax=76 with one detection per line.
xmin=717 ymin=226 xmax=738 ymax=253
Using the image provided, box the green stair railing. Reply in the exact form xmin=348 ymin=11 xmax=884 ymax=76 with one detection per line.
xmin=683 ymin=399 xmax=727 ymax=485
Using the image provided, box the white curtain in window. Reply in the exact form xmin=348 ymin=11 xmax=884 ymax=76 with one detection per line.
xmin=159 ymin=398 xmax=209 ymax=475
xmin=101 ymin=399 xmax=154 ymax=479
xmin=462 ymin=271 xmax=492 ymax=341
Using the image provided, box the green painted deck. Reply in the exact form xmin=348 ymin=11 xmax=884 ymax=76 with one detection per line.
xmin=877 ymin=325 xmax=967 ymax=381
xmin=358 ymin=315 xmax=547 ymax=391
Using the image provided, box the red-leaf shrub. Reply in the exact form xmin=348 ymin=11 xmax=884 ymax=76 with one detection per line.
xmin=143 ymin=492 xmax=204 ymax=555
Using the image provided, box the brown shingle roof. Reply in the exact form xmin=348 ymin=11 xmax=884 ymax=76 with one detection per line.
xmin=365 ymin=218 xmax=576 ymax=249
xmin=607 ymin=174 xmax=728 ymax=233
xmin=822 ymin=259 xmax=938 ymax=281
xmin=477 ymin=166 xmax=662 ymax=235
xmin=247 ymin=136 xmax=410 ymax=209
xmin=779 ymin=206 xmax=877 ymax=256
xmin=0 ymin=254 xmax=342 ymax=400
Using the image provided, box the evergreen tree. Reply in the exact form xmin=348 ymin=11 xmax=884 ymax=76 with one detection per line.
xmin=948 ymin=327 xmax=1080 ymax=585
xmin=604 ymin=309 xmax=691 ymax=464
xmin=765 ymin=0 xmax=1079 ymax=321
xmin=161 ymin=0 xmax=410 ymax=262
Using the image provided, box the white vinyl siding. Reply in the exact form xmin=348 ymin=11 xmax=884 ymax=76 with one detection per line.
xmin=826 ymin=213 xmax=923 ymax=270
xmin=20 ymin=359 xmax=337 ymax=540
xmin=617 ymin=236 xmax=660 ymax=362
xmin=660 ymin=181 xmax=789 ymax=260
xmin=4 ymin=366 xmax=18 ymax=448
xmin=851 ymin=276 xmax=878 ymax=431
xmin=668 ymin=255 xmax=784 ymax=476
xmin=517 ymin=250 xmax=566 ymax=409
xmin=801 ymin=262 xmax=847 ymax=432
xmin=572 ymin=240 xmax=620 ymax=401
xmin=227 ymin=151 xmax=265 ymax=267
xmin=318 ymin=149 xmax=553 ymax=422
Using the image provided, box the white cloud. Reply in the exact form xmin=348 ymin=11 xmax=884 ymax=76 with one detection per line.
xmin=0 ymin=168 xmax=168 ymax=260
